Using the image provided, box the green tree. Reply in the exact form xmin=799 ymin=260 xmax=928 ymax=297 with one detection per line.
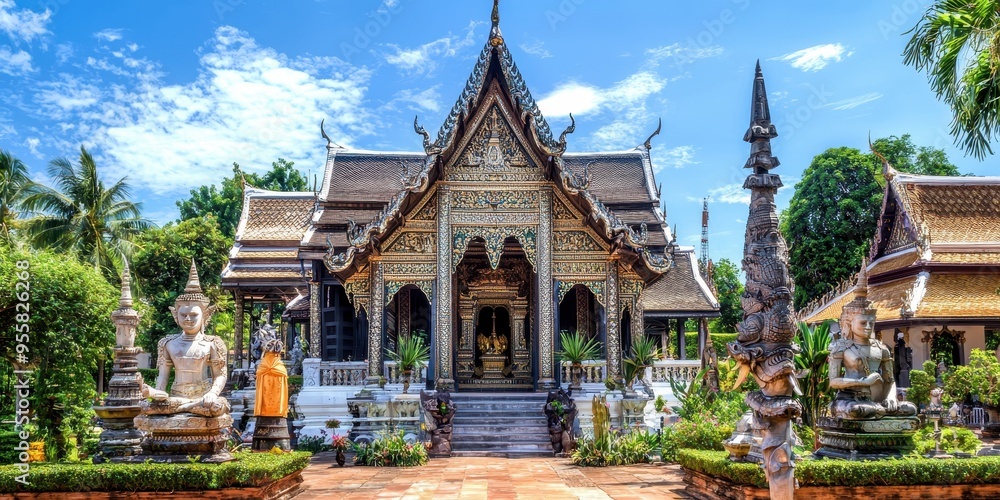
xmin=782 ymin=147 xmax=882 ymax=310
xmin=0 ymin=249 xmax=118 ymax=460
xmin=21 ymin=146 xmax=152 ymax=281
xmin=0 ymin=150 xmax=35 ymax=245
xmin=709 ymin=258 xmax=743 ymax=333
xmin=177 ymin=159 xmax=308 ymax=239
xmin=132 ymin=215 xmax=232 ymax=357
xmin=871 ymin=134 xmax=960 ymax=176
xmin=904 ymin=0 xmax=1000 ymax=159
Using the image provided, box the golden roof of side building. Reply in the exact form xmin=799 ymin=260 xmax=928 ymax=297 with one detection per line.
xmin=234 ymin=188 xmax=315 ymax=243
xmin=800 ymin=275 xmax=913 ymax=324
xmin=900 ymin=179 xmax=1000 ymax=243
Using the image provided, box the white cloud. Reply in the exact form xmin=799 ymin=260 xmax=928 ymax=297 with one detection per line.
xmin=773 ymin=43 xmax=851 ymax=72
xmin=519 ymin=40 xmax=551 ymax=59
xmin=31 ymin=26 xmax=374 ymax=195
xmin=537 ymin=82 xmax=602 ymax=117
xmin=0 ymin=0 xmax=50 ymax=43
xmin=656 ymin=145 xmax=698 ymax=171
xmin=383 ymin=22 xmax=479 ymax=75
xmin=709 ymin=184 xmax=750 ymax=204
xmin=23 ymin=136 xmax=40 ymax=157
xmin=825 ymin=92 xmax=883 ymax=111
xmin=645 ymin=43 xmax=723 ymax=67
xmin=0 ymin=46 xmax=32 ymax=75
xmin=387 ymin=86 xmax=441 ymax=113
xmin=55 ymin=42 xmax=73 ymax=63
xmin=382 ymin=0 xmax=399 ymax=8
xmin=94 ymin=28 xmax=124 ymax=42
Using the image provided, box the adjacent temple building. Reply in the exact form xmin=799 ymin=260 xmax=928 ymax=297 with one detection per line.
xmin=801 ymin=161 xmax=1000 ymax=381
xmin=221 ymin=3 xmax=718 ymax=399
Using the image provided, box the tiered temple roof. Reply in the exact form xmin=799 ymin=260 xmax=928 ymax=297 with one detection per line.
xmin=221 ymin=187 xmax=314 ymax=292
xmin=800 ymin=164 xmax=1000 ymax=325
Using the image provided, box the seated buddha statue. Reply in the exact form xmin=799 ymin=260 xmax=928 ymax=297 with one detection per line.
xmin=140 ymin=261 xmax=231 ymax=418
xmin=828 ymin=265 xmax=917 ymax=420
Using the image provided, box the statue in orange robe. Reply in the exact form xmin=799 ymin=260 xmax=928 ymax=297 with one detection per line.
xmin=254 ymin=327 xmax=289 ymax=418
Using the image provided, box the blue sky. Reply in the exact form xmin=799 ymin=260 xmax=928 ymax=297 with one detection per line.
xmin=1 ymin=0 xmax=997 ymax=266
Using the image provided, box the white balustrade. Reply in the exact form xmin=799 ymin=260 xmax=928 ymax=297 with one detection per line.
xmin=559 ymin=360 xmax=607 ymax=384
xmin=383 ymin=361 xmax=427 ymax=384
xmin=650 ymin=359 xmax=701 ymax=384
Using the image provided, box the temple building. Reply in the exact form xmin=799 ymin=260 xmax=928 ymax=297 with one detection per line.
xmin=221 ymin=3 xmax=718 ymax=393
xmin=800 ymin=161 xmax=1000 ymax=379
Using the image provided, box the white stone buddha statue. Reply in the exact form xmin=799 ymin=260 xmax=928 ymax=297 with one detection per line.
xmin=140 ymin=260 xmax=230 ymax=418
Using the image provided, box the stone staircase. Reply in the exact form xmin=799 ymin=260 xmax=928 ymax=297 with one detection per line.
xmin=449 ymin=392 xmax=554 ymax=458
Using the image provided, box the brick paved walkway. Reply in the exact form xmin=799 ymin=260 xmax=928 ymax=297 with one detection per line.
xmin=297 ymin=452 xmax=689 ymax=499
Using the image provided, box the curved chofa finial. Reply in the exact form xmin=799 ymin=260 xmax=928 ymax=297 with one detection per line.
xmin=489 ymin=0 xmax=503 ymax=46
xmin=320 ymin=119 xmax=332 ymax=146
xmin=558 ymin=113 xmax=575 ymax=146
xmin=643 ymin=117 xmax=662 ymax=150
xmin=413 ymin=116 xmax=442 ymax=155
xmin=868 ymin=132 xmax=895 ymax=181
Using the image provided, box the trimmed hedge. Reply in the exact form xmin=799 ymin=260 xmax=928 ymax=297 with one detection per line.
xmin=0 ymin=450 xmax=310 ymax=493
xmin=679 ymin=449 xmax=1000 ymax=488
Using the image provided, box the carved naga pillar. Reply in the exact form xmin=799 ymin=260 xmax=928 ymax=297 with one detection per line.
xmin=727 ymin=62 xmax=801 ymax=500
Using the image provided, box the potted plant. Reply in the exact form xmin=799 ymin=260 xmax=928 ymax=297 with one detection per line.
xmin=556 ymin=330 xmax=603 ymax=390
xmin=331 ymin=434 xmax=351 ymax=467
xmin=623 ymin=335 xmax=661 ymax=392
xmin=386 ymin=332 xmax=430 ymax=393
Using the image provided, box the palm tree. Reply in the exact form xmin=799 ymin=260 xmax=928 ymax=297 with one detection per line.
xmin=0 ymin=150 xmax=35 ymax=244
xmin=903 ymin=0 xmax=1000 ymax=159
xmin=22 ymin=146 xmax=152 ymax=279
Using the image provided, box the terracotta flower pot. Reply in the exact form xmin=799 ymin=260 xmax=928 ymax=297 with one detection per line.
xmin=402 ymin=369 xmax=413 ymax=393
xmin=335 ymin=449 xmax=346 ymax=466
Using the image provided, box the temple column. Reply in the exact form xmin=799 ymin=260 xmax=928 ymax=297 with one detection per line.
xmin=678 ymin=318 xmax=687 ymax=360
xmin=576 ymin=288 xmax=590 ymax=337
xmin=698 ymin=317 xmax=708 ymax=361
xmin=308 ymin=281 xmax=321 ymax=359
xmin=367 ymin=261 xmax=384 ymax=384
xmin=234 ymin=292 xmax=244 ymax=368
xmin=398 ymin=287 xmax=411 ymax=338
xmin=631 ymin=298 xmax=643 ymax=345
xmin=434 ymin=187 xmax=455 ymax=390
xmin=537 ymin=188 xmax=556 ymax=389
xmin=605 ymin=260 xmax=622 ymax=382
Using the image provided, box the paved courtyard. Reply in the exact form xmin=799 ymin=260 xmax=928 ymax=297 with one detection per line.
xmin=296 ymin=453 xmax=689 ymax=499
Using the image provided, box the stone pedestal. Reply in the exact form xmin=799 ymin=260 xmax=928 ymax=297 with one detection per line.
xmin=816 ymin=416 xmax=920 ymax=460
xmin=93 ymin=405 xmax=143 ymax=461
xmin=133 ymin=412 xmax=234 ymax=463
xmin=252 ymin=416 xmax=291 ymax=451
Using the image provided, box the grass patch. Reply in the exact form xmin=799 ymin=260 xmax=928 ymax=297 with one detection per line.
xmin=678 ymin=449 xmax=1000 ymax=488
xmin=0 ymin=450 xmax=310 ymax=493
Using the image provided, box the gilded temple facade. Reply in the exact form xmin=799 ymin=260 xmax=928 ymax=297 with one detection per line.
xmin=222 ymin=4 xmax=718 ymax=394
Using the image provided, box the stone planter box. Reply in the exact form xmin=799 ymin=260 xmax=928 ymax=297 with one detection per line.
xmin=683 ymin=468 xmax=1000 ymax=500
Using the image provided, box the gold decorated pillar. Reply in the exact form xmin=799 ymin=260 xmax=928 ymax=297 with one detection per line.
xmin=538 ymin=188 xmax=556 ymax=389
xmin=234 ymin=292 xmax=245 ymax=368
xmin=576 ymin=289 xmax=590 ymax=337
xmin=605 ymin=260 xmax=622 ymax=382
xmin=368 ymin=261 xmax=384 ymax=383
xmin=308 ymin=281 xmax=321 ymax=358
xmin=434 ymin=187 xmax=455 ymax=390
xmin=398 ymin=287 xmax=410 ymax=338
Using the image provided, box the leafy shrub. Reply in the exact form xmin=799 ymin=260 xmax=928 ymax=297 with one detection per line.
xmin=907 ymin=365 xmax=934 ymax=408
xmin=684 ymin=333 xmax=734 ymax=360
xmin=679 ymin=449 xmax=1000 ymax=487
xmin=296 ymin=430 xmax=330 ymax=453
xmin=654 ymin=395 xmax=666 ymax=412
xmin=667 ymin=417 xmax=734 ymax=454
xmin=912 ymin=426 xmax=981 ymax=455
xmin=352 ymin=430 xmax=427 ymax=467
xmin=0 ymin=450 xmax=311 ymax=493
xmin=571 ymin=428 xmax=656 ymax=467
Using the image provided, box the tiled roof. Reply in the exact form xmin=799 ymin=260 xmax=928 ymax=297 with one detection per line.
xmin=222 ymin=266 xmax=305 ymax=280
xmin=897 ymin=176 xmax=1000 ymax=244
xmin=916 ymin=273 xmax=1000 ymax=318
xmin=869 ymin=250 xmax=919 ymax=276
xmin=641 ymin=250 xmax=718 ymax=314
xmin=563 ymin=151 xmax=657 ymax=204
xmin=319 ymin=151 xmax=424 ymax=204
xmin=801 ymin=276 xmax=913 ymax=324
xmin=238 ymin=191 xmax=314 ymax=243
xmin=232 ymin=248 xmax=298 ymax=260
xmin=933 ymin=252 xmax=1000 ymax=265
xmin=316 ymin=208 xmax=381 ymax=226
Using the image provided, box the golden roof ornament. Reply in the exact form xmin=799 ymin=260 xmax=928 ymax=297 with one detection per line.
xmin=489 ymin=0 xmax=504 ymax=46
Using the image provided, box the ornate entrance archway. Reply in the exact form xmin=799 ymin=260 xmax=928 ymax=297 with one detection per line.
xmin=454 ymin=237 xmax=534 ymax=390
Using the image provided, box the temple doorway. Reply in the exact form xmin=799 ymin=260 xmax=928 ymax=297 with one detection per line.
xmin=454 ymin=237 xmax=535 ymax=391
